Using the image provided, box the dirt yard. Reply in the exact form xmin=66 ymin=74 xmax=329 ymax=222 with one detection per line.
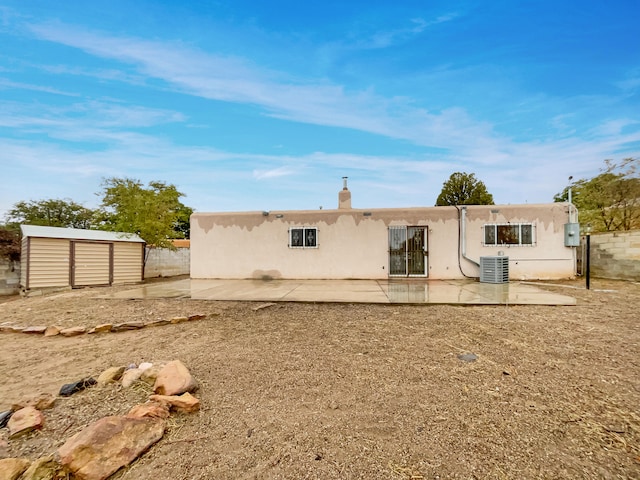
xmin=0 ymin=278 xmax=639 ymax=479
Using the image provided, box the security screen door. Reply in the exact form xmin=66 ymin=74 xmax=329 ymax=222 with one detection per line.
xmin=388 ymin=226 xmax=428 ymax=276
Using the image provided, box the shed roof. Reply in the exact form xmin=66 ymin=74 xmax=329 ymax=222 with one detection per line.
xmin=20 ymin=225 xmax=145 ymax=243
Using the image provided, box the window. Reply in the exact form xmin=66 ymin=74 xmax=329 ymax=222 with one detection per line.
xmin=484 ymin=223 xmax=535 ymax=246
xmin=289 ymin=227 xmax=318 ymax=248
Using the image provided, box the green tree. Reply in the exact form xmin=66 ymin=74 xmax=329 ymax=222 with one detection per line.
xmin=554 ymin=158 xmax=639 ymax=232
xmin=97 ymin=177 xmax=191 ymax=247
xmin=4 ymin=198 xmax=96 ymax=229
xmin=435 ymin=172 xmax=494 ymax=206
xmin=173 ymin=203 xmax=194 ymax=240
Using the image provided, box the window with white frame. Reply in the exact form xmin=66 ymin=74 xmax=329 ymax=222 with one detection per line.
xmin=484 ymin=223 xmax=535 ymax=246
xmin=289 ymin=227 xmax=318 ymax=248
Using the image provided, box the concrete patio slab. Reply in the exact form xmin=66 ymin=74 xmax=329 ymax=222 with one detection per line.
xmin=104 ymin=278 xmax=576 ymax=305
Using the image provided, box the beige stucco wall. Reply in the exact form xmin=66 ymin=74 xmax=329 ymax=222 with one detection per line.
xmin=191 ymin=203 xmax=576 ymax=280
xmin=463 ymin=204 xmax=576 ymax=280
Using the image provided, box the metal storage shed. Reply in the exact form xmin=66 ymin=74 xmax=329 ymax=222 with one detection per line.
xmin=20 ymin=225 xmax=145 ymax=291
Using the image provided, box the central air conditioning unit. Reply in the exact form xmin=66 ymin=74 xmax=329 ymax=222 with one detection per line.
xmin=479 ymin=256 xmax=509 ymax=283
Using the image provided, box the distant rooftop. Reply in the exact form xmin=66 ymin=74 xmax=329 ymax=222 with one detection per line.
xmin=171 ymin=239 xmax=190 ymax=248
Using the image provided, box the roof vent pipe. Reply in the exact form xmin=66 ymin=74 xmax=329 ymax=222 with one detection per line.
xmin=342 ymin=176 xmax=348 ymax=190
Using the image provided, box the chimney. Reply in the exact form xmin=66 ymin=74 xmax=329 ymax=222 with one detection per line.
xmin=338 ymin=176 xmax=351 ymax=209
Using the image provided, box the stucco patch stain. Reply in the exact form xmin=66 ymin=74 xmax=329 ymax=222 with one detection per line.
xmin=464 ymin=203 xmax=568 ymax=233
xmin=194 ymin=203 xmax=568 ymax=236
xmin=194 ymin=207 xmax=458 ymax=233
xmin=251 ymin=270 xmax=282 ymax=280
xmin=195 ymin=212 xmax=278 ymax=232
xmin=194 ymin=214 xmax=217 ymax=234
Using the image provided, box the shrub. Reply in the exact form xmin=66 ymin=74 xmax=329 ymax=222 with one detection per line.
xmin=0 ymin=227 xmax=20 ymax=262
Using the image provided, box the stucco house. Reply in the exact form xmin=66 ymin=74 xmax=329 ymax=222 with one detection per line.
xmin=191 ymin=182 xmax=578 ymax=281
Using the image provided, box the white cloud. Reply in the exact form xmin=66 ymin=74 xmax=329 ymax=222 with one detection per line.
xmin=594 ymin=119 xmax=640 ymax=136
xmin=24 ymin=22 xmax=639 ymax=170
xmin=1 ymin=114 xmax=638 ymax=220
xmin=252 ymin=166 xmax=298 ymax=180
xmin=0 ymin=100 xmax=185 ymax=139
xmin=39 ymin=63 xmax=149 ymax=85
xmin=27 ymin=22 xmax=498 ymax=151
xmin=352 ymin=13 xmax=459 ymax=50
xmin=0 ymin=78 xmax=80 ymax=96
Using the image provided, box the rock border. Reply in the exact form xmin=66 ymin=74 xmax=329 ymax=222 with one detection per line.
xmin=0 ymin=313 xmax=211 ymax=337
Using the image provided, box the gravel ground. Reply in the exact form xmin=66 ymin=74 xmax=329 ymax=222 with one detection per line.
xmin=0 ymin=277 xmax=638 ymax=479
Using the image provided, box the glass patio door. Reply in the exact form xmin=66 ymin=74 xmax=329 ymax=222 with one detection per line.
xmin=388 ymin=226 xmax=428 ymax=276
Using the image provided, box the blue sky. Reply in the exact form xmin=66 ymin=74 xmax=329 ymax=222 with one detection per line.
xmin=1 ymin=1 xmax=639 ymax=217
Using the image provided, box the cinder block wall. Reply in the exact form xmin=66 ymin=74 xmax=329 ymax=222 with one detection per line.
xmin=587 ymin=230 xmax=640 ymax=281
xmin=0 ymin=259 xmax=20 ymax=295
xmin=144 ymin=247 xmax=190 ymax=278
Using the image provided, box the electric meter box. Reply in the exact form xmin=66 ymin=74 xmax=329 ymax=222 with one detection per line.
xmin=564 ymin=223 xmax=580 ymax=247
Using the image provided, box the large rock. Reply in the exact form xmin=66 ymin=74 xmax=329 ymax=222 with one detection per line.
xmin=44 ymin=326 xmax=61 ymax=337
xmin=97 ymin=366 xmax=125 ymax=385
xmin=60 ymin=326 xmax=86 ymax=337
xmin=139 ymin=362 xmax=153 ymax=371
xmin=0 ymin=458 xmax=30 ymax=480
xmin=140 ymin=365 xmax=162 ymax=385
xmin=22 ymin=326 xmax=47 ymax=334
xmin=149 ymin=392 xmax=200 ymax=413
xmin=153 ymin=360 xmax=197 ymax=395
xmin=112 ymin=322 xmax=144 ymax=332
xmin=144 ymin=319 xmax=170 ymax=328
xmin=12 ymin=393 xmax=55 ymax=411
xmin=57 ymin=416 xmax=165 ymax=480
xmin=121 ymin=368 xmax=144 ymax=388
xmin=0 ymin=323 xmax=15 ymax=333
xmin=93 ymin=323 xmax=113 ymax=333
xmin=7 ymin=406 xmax=44 ymax=439
xmin=127 ymin=402 xmax=171 ymax=419
xmin=20 ymin=455 xmax=59 ymax=480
